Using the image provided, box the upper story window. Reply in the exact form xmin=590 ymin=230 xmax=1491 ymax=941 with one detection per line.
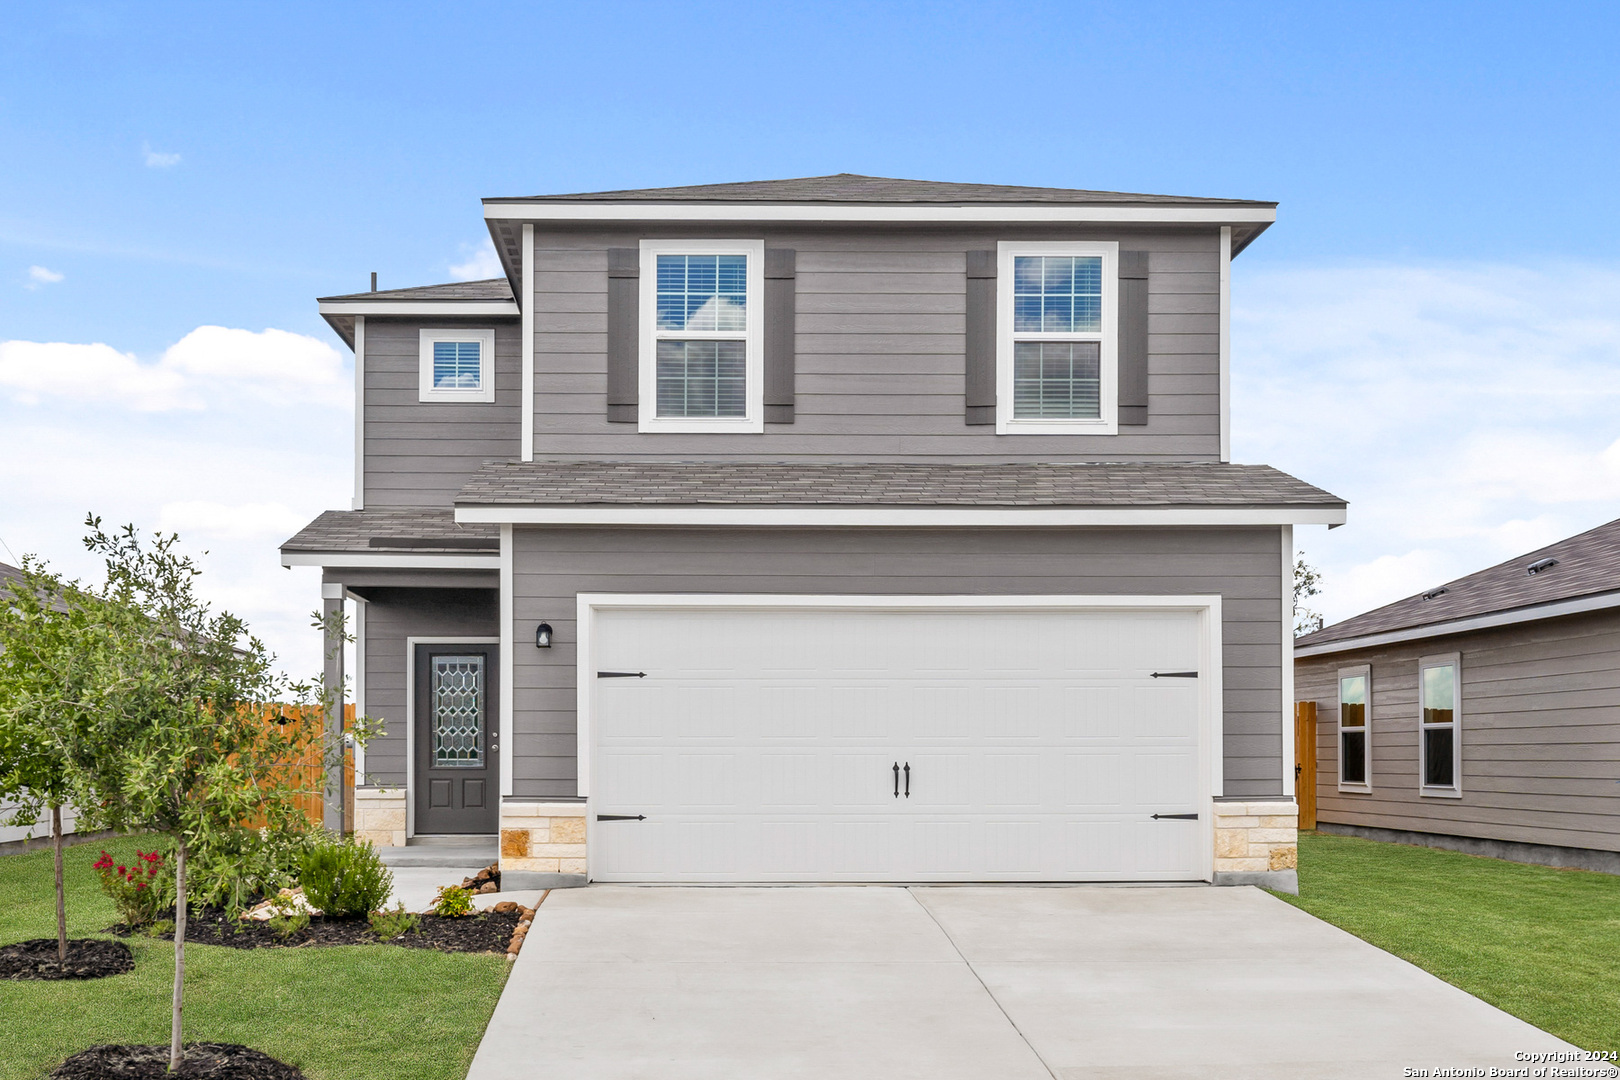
xmin=996 ymin=241 xmax=1118 ymax=435
xmin=1337 ymin=665 xmax=1371 ymax=792
xmin=640 ymin=239 xmax=764 ymax=432
xmin=1419 ymin=654 xmax=1462 ymax=797
xmin=418 ymin=329 xmax=495 ymax=403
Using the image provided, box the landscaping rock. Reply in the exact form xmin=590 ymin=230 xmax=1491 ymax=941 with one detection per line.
xmin=240 ymin=887 xmax=320 ymax=922
xmin=51 ymin=1042 xmax=303 ymax=1079
xmin=1 ymin=938 xmax=134 ymax=980
xmin=491 ymin=901 xmax=519 ymax=914
xmin=459 ymin=863 xmax=501 ymax=892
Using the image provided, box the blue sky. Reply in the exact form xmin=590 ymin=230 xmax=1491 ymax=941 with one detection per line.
xmin=3 ymin=2 xmax=1619 ymax=673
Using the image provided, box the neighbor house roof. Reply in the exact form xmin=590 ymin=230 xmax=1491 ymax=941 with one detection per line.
xmin=454 ymin=460 xmax=1342 ymax=510
xmin=281 ymin=509 xmax=499 ymax=556
xmin=486 ymin=173 xmax=1275 ymax=208
xmin=1295 ymin=516 xmax=1620 ymax=657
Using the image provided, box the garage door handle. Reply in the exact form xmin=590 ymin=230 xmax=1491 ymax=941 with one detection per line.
xmin=1150 ymin=671 xmax=1198 ymax=679
xmin=1151 ymin=813 xmax=1199 ymax=820
xmin=904 ymin=762 xmax=910 ymax=798
xmin=893 ymin=762 xmax=900 ymax=798
xmin=596 ymin=814 xmax=646 ymax=821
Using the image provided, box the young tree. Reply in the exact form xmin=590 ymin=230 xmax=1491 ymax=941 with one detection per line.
xmin=1294 ymin=556 xmax=1326 ymax=637
xmin=0 ymin=559 xmax=118 ymax=967
xmin=70 ymin=520 xmax=342 ymax=1072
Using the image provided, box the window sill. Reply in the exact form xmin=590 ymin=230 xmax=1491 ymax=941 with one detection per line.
xmin=995 ymin=419 xmax=1119 ymax=437
xmin=419 ymin=391 xmax=496 ymax=404
xmin=1337 ymin=783 xmax=1372 ymax=794
xmin=1419 ymin=787 xmax=1463 ymax=799
xmin=637 ymin=416 xmax=765 ymax=434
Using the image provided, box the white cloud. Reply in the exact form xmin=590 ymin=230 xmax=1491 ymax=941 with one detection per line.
xmin=1233 ymin=260 xmax=1620 ymax=625
xmin=142 ymin=143 xmax=181 ymax=168
xmin=449 ymin=238 xmax=503 ymax=281
xmin=158 ymin=500 xmax=309 ymax=540
xmin=27 ymin=265 xmax=64 ymax=286
xmin=0 ymin=326 xmax=348 ymax=412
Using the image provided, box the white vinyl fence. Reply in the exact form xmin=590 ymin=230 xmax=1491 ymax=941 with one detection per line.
xmin=0 ymin=798 xmax=80 ymax=846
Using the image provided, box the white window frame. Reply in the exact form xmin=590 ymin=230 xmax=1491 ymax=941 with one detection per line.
xmin=1418 ymin=652 xmax=1463 ymax=798
xmin=418 ymin=328 xmax=496 ymax=403
xmin=996 ymin=240 xmax=1119 ymax=436
xmin=638 ymin=238 xmax=765 ymax=433
xmin=1337 ymin=663 xmax=1372 ymax=793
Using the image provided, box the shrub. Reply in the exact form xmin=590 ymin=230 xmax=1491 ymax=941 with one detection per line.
xmin=188 ymin=826 xmax=311 ymax=913
xmin=298 ymin=833 xmax=393 ymax=917
xmin=368 ymin=902 xmax=420 ymax=940
xmin=268 ymin=908 xmax=310 ymax=940
xmin=93 ymin=848 xmax=175 ymax=927
xmin=431 ymin=884 xmax=475 ymax=918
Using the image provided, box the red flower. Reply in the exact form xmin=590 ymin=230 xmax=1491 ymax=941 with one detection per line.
xmin=117 ymin=866 xmax=126 ymax=875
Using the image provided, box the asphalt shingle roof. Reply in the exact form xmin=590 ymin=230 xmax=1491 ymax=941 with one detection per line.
xmin=487 ymin=173 xmax=1274 ymax=208
xmin=318 ymin=279 xmax=514 ymax=303
xmin=281 ymin=510 xmax=499 ymax=554
xmin=1295 ymin=516 xmax=1620 ymax=650
xmin=453 ymin=460 xmax=1342 ymax=509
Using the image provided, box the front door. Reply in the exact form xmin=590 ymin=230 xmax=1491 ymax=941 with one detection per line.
xmin=414 ymin=644 xmax=499 ymax=834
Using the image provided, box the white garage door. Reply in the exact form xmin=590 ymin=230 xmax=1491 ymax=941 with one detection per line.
xmin=587 ymin=602 xmax=1210 ymax=882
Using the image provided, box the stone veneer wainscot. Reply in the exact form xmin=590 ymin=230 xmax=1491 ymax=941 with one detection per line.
xmin=500 ymin=802 xmax=588 ymax=876
xmin=1211 ymin=799 xmax=1299 ymax=894
xmin=354 ymin=787 xmax=407 ymax=848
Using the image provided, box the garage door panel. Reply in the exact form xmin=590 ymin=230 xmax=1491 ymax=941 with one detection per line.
xmin=590 ymin=605 xmax=1208 ymax=882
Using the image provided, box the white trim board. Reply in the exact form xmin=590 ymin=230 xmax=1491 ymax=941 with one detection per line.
xmin=1218 ymin=227 xmax=1232 ymax=463
xmin=483 ymin=201 xmax=1277 ymax=225
xmin=403 ymin=636 xmax=501 ymax=839
xmin=499 ymin=524 xmax=515 ymax=797
xmin=521 ymin=225 xmax=535 ymax=462
xmin=457 ymin=505 xmax=1347 ymax=528
xmin=351 ymin=315 xmax=365 ymax=511
xmin=1293 ymin=589 xmax=1620 ymax=658
xmin=280 ymin=552 xmax=502 ymax=570
xmin=575 ymin=592 xmax=1225 ymax=882
xmin=317 ymin=300 xmax=520 ymax=316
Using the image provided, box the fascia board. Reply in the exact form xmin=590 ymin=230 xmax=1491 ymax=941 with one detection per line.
xmin=1293 ymin=589 xmax=1620 ymax=658
xmin=280 ymin=552 xmax=502 ymax=570
xmin=454 ymin=505 xmax=1346 ymax=527
xmin=316 ymin=300 xmax=520 ymax=316
xmin=481 ymin=202 xmax=1278 ymax=225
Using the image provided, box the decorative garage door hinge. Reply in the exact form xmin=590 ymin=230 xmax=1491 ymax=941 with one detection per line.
xmin=596 ymin=814 xmax=646 ymax=821
xmin=1150 ymin=813 xmax=1200 ymax=820
xmin=597 ymin=671 xmax=648 ymax=678
xmin=1149 ymin=671 xmax=1198 ymax=678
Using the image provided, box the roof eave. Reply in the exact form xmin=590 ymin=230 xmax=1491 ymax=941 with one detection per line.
xmin=1294 ymin=588 xmax=1620 ymax=658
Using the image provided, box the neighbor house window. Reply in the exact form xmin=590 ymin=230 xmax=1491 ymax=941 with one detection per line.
xmin=996 ymin=241 xmax=1118 ymax=435
xmin=418 ymin=329 xmax=496 ymax=403
xmin=1338 ymin=666 xmax=1371 ymax=791
xmin=1419 ymin=654 xmax=1462 ymax=796
xmin=639 ymin=239 xmax=764 ymax=432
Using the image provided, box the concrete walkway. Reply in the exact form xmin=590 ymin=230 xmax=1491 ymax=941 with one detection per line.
xmin=467 ymin=885 xmax=1584 ymax=1080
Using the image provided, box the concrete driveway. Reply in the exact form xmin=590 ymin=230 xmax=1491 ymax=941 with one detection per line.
xmin=467 ymin=885 xmax=1580 ymax=1080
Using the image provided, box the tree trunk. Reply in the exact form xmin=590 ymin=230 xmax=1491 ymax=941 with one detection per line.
xmin=170 ymin=840 xmax=187 ymax=1072
xmin=52 ymin=804 xmax=66 ymax=966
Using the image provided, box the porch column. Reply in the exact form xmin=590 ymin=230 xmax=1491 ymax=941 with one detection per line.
xmin=320 ymin=583 xmax=346 ymax=833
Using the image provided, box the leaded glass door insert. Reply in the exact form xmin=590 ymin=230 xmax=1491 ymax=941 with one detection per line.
xmin=432 ymin=656 xmax=485 ymax=767
xmin=414 ymin=644 xmax=499 ymax=835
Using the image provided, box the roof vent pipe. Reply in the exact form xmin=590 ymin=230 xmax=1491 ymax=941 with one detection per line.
xmin=371 ymin=272 xmax=377 ymax=292
xmin=1527 ymin=557 xmax=1559 ymax=575
xmin=1422 ymin=587 xmax=1449 ymax=601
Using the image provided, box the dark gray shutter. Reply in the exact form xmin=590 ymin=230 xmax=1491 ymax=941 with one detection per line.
xmin=1117 ymin=250 xmax=1149 ymax=426
xmin=964 ymin=249 xmax=997 ymax=425
xmin=606 ymin=248 xmax=639 ymax=423
xmin=764 ymin=248 xmax=796 ymax=423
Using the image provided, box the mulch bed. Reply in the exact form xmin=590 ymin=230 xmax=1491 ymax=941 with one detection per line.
xmin=52 ymin=1043 xmax=303 ymax=1079
xmin=112 ymin=908 xmax=523 ymax=954
xmin=1 ymin=937 xmax=134 ymax=980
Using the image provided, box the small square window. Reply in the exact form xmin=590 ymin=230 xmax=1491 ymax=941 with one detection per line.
xmin=419 ymin=330 xmax=495 ymax=403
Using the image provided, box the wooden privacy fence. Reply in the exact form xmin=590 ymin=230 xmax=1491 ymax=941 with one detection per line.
xmin=252 ymin=703 xmax=355 ymax=830
xmin=1294 ymin=700 xmax=1318 ymax=830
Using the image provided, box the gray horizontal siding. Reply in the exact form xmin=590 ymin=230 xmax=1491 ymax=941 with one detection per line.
xmin=362 ymin=317 xmax=522 ymax=508
xmin=1296 ymin=609 xmax=1620 ymax=853
xmin=358 ymin=588 xmax=498 ymax=788
xmin=528 ymin=225 xmax=1221 ymax=463
xmin=509 ymin=525 xmax=1284 ymax=799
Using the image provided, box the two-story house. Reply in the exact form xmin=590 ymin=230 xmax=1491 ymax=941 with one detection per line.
xmin=280 ymin=174 xmax=1344 ymax=893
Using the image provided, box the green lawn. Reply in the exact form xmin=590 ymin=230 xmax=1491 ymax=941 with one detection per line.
xmin=1276 ymin=831 xmax=1620 ymax=1053
xmin=0 ymin=836 xmax=509 ymax=1080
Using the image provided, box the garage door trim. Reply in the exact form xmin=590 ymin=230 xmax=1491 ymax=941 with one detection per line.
xmin=576 ymin=593 xmax=1224 ymax=881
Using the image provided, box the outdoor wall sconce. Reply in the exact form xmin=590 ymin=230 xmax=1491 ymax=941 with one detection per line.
xmin=535 ymin=622 xmax=553 ymax=648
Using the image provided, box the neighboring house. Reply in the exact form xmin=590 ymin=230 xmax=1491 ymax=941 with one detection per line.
xmin=280 ymin=173 xmax=1345 ymax=891
xmin=0 ymin=560 xmax=81 ymax=849
xmin=1294 ymin=520 xmax=1620 ymax=874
